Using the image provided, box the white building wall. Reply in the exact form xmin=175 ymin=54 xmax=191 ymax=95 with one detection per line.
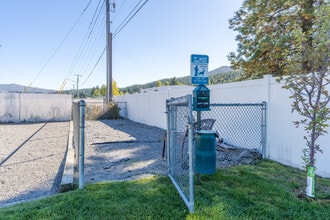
xmin=115 ymin=75 xmax=330 ymax=177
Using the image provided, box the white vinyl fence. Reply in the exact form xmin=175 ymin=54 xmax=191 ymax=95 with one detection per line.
xmin=115 ymin=75 xmax=330 ymax=177
xmin=0 ymin=93 xmax=72 ymax=123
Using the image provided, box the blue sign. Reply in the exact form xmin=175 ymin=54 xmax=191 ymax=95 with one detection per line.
xmin=190 ymin=54 xmax=209 ymax=85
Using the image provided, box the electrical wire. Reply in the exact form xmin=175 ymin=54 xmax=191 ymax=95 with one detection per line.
xmin=111 ymin=0 xmax=127 ymax=23
xmin=59 ymin=0 xmax=105 ymax=91
xmin=113 ymin=0 xmax=149 ymax=39
xmin=80 ymin=0 xmax=150 ymax=88
xmin=25 ymin=0 xmax=93 ymax=92
xmin=63 ymin=0 xmax=150 ymax=90
xmin=80 ymin=47 xmax=106 ymax=87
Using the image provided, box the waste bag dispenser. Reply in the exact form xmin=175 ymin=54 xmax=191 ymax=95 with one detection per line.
xmin=195 ymin=130 xmax=216 ymax=175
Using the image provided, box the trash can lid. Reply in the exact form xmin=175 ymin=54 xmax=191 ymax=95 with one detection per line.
xmin=196 ymin=130 xmax=217 ymax=134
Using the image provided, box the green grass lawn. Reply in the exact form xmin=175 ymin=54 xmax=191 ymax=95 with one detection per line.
xmin=1 ymin=160 xmax=329 ymax=219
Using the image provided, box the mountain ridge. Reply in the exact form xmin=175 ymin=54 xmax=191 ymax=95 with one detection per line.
xmin=0 ymin=83 xmax=56 ymax=93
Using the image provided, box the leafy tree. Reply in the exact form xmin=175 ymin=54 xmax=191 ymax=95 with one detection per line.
xmin=282 ymin=2 xmax=329 ymax=198
xmin=229 ymin=0 xmax=329 ymax=198
xmin=169 ymin=77 xmax=182 ymax=85
xmin=91 ymin=86 xmax=101 ymax=97
xmin=228 ymin=0 xmax=320 ymax=79
xmin=155 ymin=80 xmax=163 ymax=87
xmin=100 ymin=85 xmax=107 ymax=96
xmin=112 ymin=80 xmax=119 ymax=96
xmin=90 ymin=80 xmax=120 ymax=97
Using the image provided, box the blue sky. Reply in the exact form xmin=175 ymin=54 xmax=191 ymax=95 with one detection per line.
xmin=0 ymin=0 xmax=243 ymax=90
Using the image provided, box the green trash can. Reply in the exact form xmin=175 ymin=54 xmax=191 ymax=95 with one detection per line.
xmin=195 ymin=130 xmax=216 ymax=175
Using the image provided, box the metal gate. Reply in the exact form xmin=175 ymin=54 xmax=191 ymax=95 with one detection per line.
xmin=166 ymin=98 xmax=266 ymax=213
xmin=166 ymin=95 xmax=194 ymax=213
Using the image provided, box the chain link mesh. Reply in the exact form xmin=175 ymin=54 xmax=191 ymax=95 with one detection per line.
xmin=200 ymin=103 xmax=266 ymax=152
xmin=167 ymin=96 xmax=194 ymax=213
xmin=72 ymin=101 xmax=80 ymax=156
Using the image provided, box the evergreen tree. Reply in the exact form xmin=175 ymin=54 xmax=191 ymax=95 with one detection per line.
xmin=228 ymin=0 xmax=322 ymax=78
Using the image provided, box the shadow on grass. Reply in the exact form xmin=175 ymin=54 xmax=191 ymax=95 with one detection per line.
xmin=0 ymin=161 xmax=329 ymax=219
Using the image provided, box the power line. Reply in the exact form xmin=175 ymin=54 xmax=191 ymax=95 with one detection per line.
xmin=25 ymin=0 xmax=93 ymax=92
xmin=80 ymin=47 xmax=106 ymax=87
xmin=111 ymin=0 xmax=127 ymax=23
xmin=59 ymin=0 xmax=105 ymax=92
xmin=65 ymin=0 xmax=150 ymax=90
xmin=113 ymin=0 xmax=149 ymax=38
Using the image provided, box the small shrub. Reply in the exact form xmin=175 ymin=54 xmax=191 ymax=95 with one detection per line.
xmin=85 ymin=102 xmax=121 ymax=120
xmin=99 ymin=102 xmax=121 ymax=119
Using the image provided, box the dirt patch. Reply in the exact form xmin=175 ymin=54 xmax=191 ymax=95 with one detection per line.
xmin=217 ymin=145 xmax=262 ymax=168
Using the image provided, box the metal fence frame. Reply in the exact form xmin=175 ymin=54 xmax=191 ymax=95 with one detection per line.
xmin=166 ymin=99 xmax=266 ymax=213
xmin=72 ymin=100 xmax=86 ymax=189
xmin=166 ymin=95 xmax=194 ymax=213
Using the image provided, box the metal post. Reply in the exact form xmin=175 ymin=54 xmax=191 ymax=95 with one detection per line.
xmin=74 ymin=74 xmax=82 ymax=98
xmin=187 ymin=94 xmax=194 ymax=213
xmin=79 ymin=100 xmax=85 ymax=189
xmin=166 ymin=99 xmax=170 ymax=168
xmin=106 ymin=0 xmax=112 ymax=103
xmin=261 ymin=101 xmax=267 ymax=158
xmin=197 ymin=111 xmax=201 ymax=130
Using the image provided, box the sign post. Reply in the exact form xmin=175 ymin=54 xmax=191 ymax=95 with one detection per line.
xmin=190 ymin=54 xmax=210 ymax=131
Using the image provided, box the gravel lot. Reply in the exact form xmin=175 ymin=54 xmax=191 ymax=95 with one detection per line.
xmin=84 ymin=119 xmax=167 ymax=183
xmin=0 ymin=119 xmax=168 ymax=207
xmin=0 ymin=122 xmax=69 ymax=207
xmin=0 ymin=119 xmax=260 ymax=207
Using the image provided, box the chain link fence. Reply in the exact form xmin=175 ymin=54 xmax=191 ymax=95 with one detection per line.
xmin=166 ymin=95 xmax=194 ymax=213
xmin=197 ymin=103 xmax=266 ymax=154
xmin=166 ymin=99 xmax=266 ymax=213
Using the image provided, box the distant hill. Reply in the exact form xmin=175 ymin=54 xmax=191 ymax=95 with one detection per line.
xmin=0 ymin=84 xmax=56 ymax=93
xmin=119 ymin=66 xmax=242 ymax=94
xmin=208 ymin=66 xmax=233 ymax=76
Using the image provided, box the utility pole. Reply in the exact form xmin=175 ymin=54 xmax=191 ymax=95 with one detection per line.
xmin=75 ymin=74 xmax=82 ymax=98
xmin=106 ymin=0 xmax=113 ymax=104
